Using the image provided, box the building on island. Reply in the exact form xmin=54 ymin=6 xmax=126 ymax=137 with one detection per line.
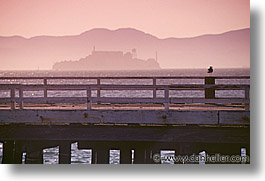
xmin=52 ymin=49 xmax=161 ymax=70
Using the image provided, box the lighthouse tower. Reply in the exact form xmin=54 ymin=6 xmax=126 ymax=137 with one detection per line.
xmin=132 ymin=48 xmax=137 ymax=59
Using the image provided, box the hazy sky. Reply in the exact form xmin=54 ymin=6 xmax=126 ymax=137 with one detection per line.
xmin=0 ymin=0 xmax=249 ymax=38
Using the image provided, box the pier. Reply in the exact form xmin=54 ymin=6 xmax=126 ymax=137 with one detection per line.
xmin=0 ymin=76 xmax=250 ymax=164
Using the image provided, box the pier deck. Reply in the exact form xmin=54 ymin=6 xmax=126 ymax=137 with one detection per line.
xmin=0 ymin=76 xmax=250 ymax=164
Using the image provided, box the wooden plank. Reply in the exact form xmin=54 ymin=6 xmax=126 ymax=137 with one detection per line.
xmin=91 ymin=97 xmax=166 ymax=104
xmin=0 ymin=97 xmax=250 ymax=105
xmin=0 ymin=84 xmax=249 ymax=89
xmin=0 ymin=97 xmax=167 ymax=104
xmin=219 ymin=111 xmax=250 ymax=125
xmin=170 ymin=98 xmax=249 ymax=104
xmin=0 ymin=125 xmax=250 ymax=144
xmin=0 ymin=109 xmax=219 ymax=125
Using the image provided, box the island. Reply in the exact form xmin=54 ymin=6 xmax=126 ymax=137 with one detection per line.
xmin=52 ymin=48 xmax=160 ymax=70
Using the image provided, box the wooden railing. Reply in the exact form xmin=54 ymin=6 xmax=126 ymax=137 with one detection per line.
xmin=0 ymin=76 xmax=250 ymax=110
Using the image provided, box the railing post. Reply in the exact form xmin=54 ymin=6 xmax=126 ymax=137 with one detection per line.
xmin=43 ymin=78 xmax=48 ymax=98
xmin=44 ymin=88 xmax=48 ymax=98
xmin=245 ymin=87 xmax=250 ymax=100
xmin=97 ymin=78 xmax=101 ymax=97
xmin=87 ymin=88 xmax=92 ymax=110
xmin=43 ymin=78 xmax=47 ymax=85
xmin=19 ymin=88 xmax=23 ymax=110
xmin=205 ymin=77 xmax=215 ymax=99
xmin=10 ymin=87 xmax=16 ymax=110
xmin=97 ymin=78 xmax=101 ymax=104
xmin=164 ymin=86 xmax=169 ymax=111
xmin=153 ymin=78 xmax=156 ymax=98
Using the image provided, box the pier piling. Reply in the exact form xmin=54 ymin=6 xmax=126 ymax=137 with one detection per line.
xmin=59 ymin=141 xmax=72 ymax=164
xmin=120 ymin=147 xmax=132 ymax=164
xmin=2 ymin=140 xmax=15 ymax=164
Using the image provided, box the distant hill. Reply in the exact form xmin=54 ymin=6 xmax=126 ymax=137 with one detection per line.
xmin=0 ymin=28 xmax=249 ymax=70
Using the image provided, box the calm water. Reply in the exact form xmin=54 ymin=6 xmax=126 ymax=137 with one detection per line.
xmin=0 ymin=68 xmax=250 ymax=164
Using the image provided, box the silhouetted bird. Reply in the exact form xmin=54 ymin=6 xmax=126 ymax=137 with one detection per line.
xmin=207 ymin=66 xmax=213 ymax=73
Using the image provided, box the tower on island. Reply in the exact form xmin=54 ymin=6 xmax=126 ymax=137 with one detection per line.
xmin=132 ymin=48 xmax=137 ymax=59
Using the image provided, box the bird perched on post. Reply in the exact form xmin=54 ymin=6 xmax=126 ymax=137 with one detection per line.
xmin=207 ymin=66 xmax=213 ymax=73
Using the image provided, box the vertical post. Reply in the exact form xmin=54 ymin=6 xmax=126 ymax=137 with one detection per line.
xmin=87 ymin=88 xmax=92 ymax=110
xmin=245 ymin=87 xmax=250 ymax=100
xmin=43 ymin=78 xmax=48 ymax=98
xmin=13 ymin=140 xmax=24 ymax=164
xmin=91 ymin=149 xmax=97 ymax=164
xmin=145 ymin=149 xmax=153 ymax=164
xmin=178 ymin=143 xmax=200 ymax=164
xmin=133 ymin=143 xmax=147 ymax=164
xmin=13 ymin=152 xmax=23 ymax=164
xmin=10 ymin=87 xmax=16 ymax=110
xmin=174 ymin=143 xmax=184 ymax=164
xmin=43 ymin=78 xmax=47 ymax=85
xmin=97 ymin=78 xmax=101 ymax=104
xmin=134 ymin=148 xmax=146 ymax=164
xmin=164 ymin=86 xmax=169 ymax=110
xmin=205 ymin=77 xmax=215 ymax=99
xmin=92 ymin=146 xmax=109 ymax=164
xmin=44 ymin=88 xmax=48 ymax=98
xmin=120 ymin=147 xmax=132 ymax=164
xmin=19 ymin=88 xmax=23 ymax=110
xmin=59 ymin=141 xmax=71 ymax=164
xmin=97 ymin=78 xmax=101 ymax=98
xmin=153 ymin=78 xmax=157 ymax=99
xmin=2 ymin=140 xmax=15 ymax=164
xmin=96 ymin=149 xmax=109 ymax=164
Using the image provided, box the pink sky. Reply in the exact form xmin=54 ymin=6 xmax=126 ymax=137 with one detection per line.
xmin=0 ymin=0 xmax=249 ymax=38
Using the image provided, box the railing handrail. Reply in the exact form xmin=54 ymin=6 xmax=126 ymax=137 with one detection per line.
xmin=0 ymin=76 xmax=250 ymax=111
xmin=0 ymin=84 xmax=250 ymax=89
xmin=0 ymin=76 xmax=250 ymax=80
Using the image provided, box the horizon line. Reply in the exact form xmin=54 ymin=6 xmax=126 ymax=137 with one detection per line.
xmin=0 ymin=67 xmax=250 ymax=71
xmin=0 ymin=27 xmax=250 ymax=40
